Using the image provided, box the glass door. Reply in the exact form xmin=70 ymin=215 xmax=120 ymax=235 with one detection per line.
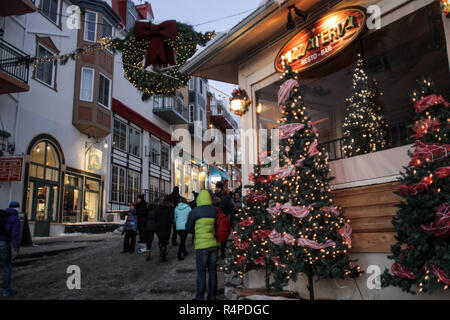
xmin=32 ymin=182 xmax=56 ymax=236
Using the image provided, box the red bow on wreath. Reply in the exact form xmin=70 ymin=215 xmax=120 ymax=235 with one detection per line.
xmin=135 ymin=20 xmax=177 ymax=69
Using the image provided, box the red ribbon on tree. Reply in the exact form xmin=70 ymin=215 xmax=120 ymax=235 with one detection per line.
xmin=434 ymin=166 xmax=450 ymax=179
xmin=413 ymin=118 xmax=441 ymax=139
xmin=430 ymin=264 xmax=450 ymax=286
xmin=421 ymin=203 xmax=450 ymax=237
xmin=247 ymin=190 xmax=267 ymax=202
xmin=279 ymin=123 xmax=305 ymax=139
xmin=409 ymin=141 xmax=450 ymax=167
xmin=135 ymin=20 xmax=178 ymax=69
xmin=414 ymin=94 xmax=449 ymax=113
xmin=255 ymin=254 xmax=267 ymax=266
xmin=297 ymin=238 xmax=336 ymax=249
xmin=239 ymin=217 xmax=255 ymax=227
xmin=391 ymin=262 xmax=416 ymax=279
xmin=398 ymin=175 xmax=433 ymax=196
xmin=278 ymin=79 xmax=299 ymax=112
xmin=338 ymin=223 xmax=353 ymax=246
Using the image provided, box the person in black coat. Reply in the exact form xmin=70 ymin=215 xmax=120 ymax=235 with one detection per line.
xmin=144 ymin=202 xmax=157 ymax=261
xmin=135 ymin=194 xmax=148 ymax=253
xmin=168 ymin=187 xmax=181 ymax=246
xmin=155 ymin=196 xmax=174 ymax=262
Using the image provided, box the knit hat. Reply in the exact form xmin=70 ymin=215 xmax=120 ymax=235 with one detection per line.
xmin=9 ymin=201 xmax=20 ymax=208
xmin=215 ymin=181 xmax=224 ymax=189
xmin=137 ymin=194 xmax=145 ymax=201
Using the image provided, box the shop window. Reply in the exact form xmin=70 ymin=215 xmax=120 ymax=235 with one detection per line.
xmin=161 ymin=144 xmax=170 ymax=170
xmin=113 ymin=119 xmax=127 ymax=152
xmin=128 ymin=127 xmax=141 ymax=158
xmin=80 ymin=67 xmax=94 ymax=101
xmin=63 ymin=174 xmax=82 ymax=223
xmin=41 ymin=0 xmax=59 ymax=24
xmin=98 ymin=73 xmax=111 ymax=109
xmin=36 ymin=44 xmax=56 ymax=87
xmin=150 ymin=138 xmax=160 ymax=166
xmin=84 ymin=11 xmax=97 ymax=42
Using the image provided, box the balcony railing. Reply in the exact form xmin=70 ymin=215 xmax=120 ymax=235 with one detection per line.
xmin=153 ymin=95 xmax=189 ymax=124
xmin=320 ymin=120 xmax=413 ymax=162
xmin=210 ymin=102 xmax=238 ymax=130
xmin=0 ymin=38 xmax=30 ymax=86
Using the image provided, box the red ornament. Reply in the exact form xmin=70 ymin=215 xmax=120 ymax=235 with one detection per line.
xmin=235 ymin=255 xmax=246 ymax=264
xmin=239 ymin=217 xmax=255 ymax=227
xmin=255 ymin=255 xmax=266 ymax=266
xmin=252 ymin=229 xmax=271 ymax=242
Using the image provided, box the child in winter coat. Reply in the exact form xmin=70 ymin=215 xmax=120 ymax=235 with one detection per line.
xmin=122 ymin=203 xmax=137 ymax=254
xmin=174 ymin=197 xmax=191 ymax=260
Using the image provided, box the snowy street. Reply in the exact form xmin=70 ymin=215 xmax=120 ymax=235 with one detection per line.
xmin=3 ymin=233 xmax=225 ymax=300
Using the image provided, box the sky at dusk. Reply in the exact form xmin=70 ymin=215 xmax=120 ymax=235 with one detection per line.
xmin=132 ymin=0 xmax=264 ymax=95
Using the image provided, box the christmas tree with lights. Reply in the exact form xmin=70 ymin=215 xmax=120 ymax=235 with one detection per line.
xmin=226 ymin=63 xmax=361 ymax=298
xmin=381 ymin=78 xmax=450 ymax=294
xmin=223 ymin=157 xmax=279 ymax=291
xmin=342 ymin=55 xmax=388 ymax=157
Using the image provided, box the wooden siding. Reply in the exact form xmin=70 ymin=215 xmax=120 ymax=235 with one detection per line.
xmin=331 ymin=182 xmax=402 ymax=253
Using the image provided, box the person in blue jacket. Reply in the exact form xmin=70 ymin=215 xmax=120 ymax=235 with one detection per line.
xmin=174 ymin=197 xmax=191 ymax=260
xmin=0 ymin=201 xmax=21 ymax=297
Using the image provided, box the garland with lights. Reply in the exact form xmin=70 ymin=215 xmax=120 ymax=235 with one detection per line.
xmin=342 ymin=55 xmax=388 ymax=157
xmin=230 ymin=88 xmax=251 ymax=116
xmin=110 ymin=22 xmax=214 ymax=100
xmin=381 ymin=78 xmax=450 ymax=294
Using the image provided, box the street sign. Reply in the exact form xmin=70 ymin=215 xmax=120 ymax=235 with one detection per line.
xmin=0 ymin=157 xmax=23 ymax=182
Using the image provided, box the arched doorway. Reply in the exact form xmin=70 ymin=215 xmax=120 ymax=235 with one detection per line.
xmin=24 ymin=135 xmax=64 ymax=236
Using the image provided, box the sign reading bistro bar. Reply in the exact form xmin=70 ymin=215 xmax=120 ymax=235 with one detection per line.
xmin=275 ymin=7 xmax=366 ymax=73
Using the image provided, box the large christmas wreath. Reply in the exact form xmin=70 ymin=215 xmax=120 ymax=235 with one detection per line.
xmin=111 ymin=21 xmax=214 ymax=101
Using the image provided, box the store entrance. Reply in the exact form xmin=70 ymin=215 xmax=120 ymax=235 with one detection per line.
xmin=30 ymin=182 xmax=58 ymax=237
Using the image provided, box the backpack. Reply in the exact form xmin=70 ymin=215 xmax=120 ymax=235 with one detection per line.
xmin=0 ymin=209 xmax=11 ymax=237
xmin=215 ymin=208 xmax=231 ymax=243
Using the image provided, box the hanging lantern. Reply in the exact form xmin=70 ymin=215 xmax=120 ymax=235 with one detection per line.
xmin=229 ymin=88 xmax=251 ymax=116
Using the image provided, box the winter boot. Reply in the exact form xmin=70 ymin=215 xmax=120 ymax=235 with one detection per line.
xmin=146 ymin=250 xmax=151 ymax=261
xmin=160 ymin=245 xmax=168 ymax=262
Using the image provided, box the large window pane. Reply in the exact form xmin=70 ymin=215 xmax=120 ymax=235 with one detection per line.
xmin=150 ymin=138 xmax=160 ymax=165
xmin=84 ymin=11 xmax=97 ymax=42
xmin=98 ymin=74 xmax=111 ymax=108
xmin=128 ymin=127 xmax=141 ymax=158
xmin=42 ymin=0 xmax=58 ymax=24
xmin=36 ymin=45 xmax=54 ymax=86
xmin=80 ymin=68 xmax=94 ymax=101
xmin=161 ymin=144 xmax=169 ymax=170
xmin=113 ymin=119 xmax=127 ymax=151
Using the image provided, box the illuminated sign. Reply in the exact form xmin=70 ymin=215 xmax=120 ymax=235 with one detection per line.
xmin=87 ymin=148 xmax=102 ymax=171
xmin=275 ymin=8 xmax=366 ymax=73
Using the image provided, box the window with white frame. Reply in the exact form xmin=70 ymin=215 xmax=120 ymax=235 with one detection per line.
xmin=161 ymin=144 xmax=170 ymax=170
xmin=41 ymin=0 xmax=59 ymax=24
xmin=80 ymin=67 xmax=94 ymax=101
xmin=188 ymin=78 xmax=195 ymax=91
xmin=128 ymin=126 xmax=141 ymax=158
xmin=36 ymin=44 xmax=55 ymax=87
xmin=189 ymin=105 xmax=194 ymax=123
xmin=84 ymin=11 xmax=97 ymax=42
xmin=127 ymin=170 xmax=141 ymax=203
xmin=113 ymin=118 xmax=127 ymax=152
xmin=98 ymin=73 xmax=111 ymax=108
xmin=111 ymin=165 xmax=126 ymax=203
xmin=150 ymin=138 xmax=160 ymax=166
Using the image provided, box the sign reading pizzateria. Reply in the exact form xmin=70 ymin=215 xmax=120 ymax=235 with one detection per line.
xmin=275 ymin=7 xmax=366 ymax=73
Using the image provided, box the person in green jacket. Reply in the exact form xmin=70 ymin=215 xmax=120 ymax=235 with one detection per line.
xmin=185 ymin=190 xmax=219 ymax=300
